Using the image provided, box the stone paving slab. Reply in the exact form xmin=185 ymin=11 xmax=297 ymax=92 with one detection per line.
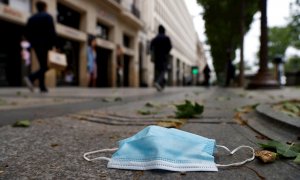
xmin=1 ymin=87 xmax=300 ymax=179
xmin=0 ymin=116 xmax=299 ymax=179
xmin=242 ymin=111 xmax=300 ymax=143
xmin=0 ymin=96 xmax=89 ymax=111
xmin=256 ymin=104 xmax=300 ymax=128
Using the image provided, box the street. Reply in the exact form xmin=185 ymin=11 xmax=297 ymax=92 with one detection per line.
xmin=0 ymin=87 xmax=299 ymax=179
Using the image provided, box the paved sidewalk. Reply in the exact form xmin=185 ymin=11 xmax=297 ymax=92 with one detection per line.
xmin=0 ymin=87 xmax=299 ymax=179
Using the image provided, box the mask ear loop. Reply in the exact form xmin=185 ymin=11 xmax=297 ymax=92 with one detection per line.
xmin=83 ymin=148 xmax=118 ymax=162
xmin=215 ymin=145 xmax=255 ymax=167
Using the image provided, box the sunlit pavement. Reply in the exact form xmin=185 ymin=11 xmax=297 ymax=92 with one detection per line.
xmin=0 ymin=87 xmax=299 ymax=179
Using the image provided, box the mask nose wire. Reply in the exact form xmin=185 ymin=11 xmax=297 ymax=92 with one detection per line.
xmin=215 ymin=145 xmax=255 ymax=167
xmin=83 ymin=148 xmax=118 ymax=161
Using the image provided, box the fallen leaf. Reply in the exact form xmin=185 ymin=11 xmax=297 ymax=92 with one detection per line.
xmin=255 ymin=135 xmax=269 ymax=140
xmin=13 ymin=120 xmax=30 ymax=127
xmin=180 ymin=172 xmax=187 ymax=176
xmin=10 ymin=102 xmax=18 ymax=106
xmin=216 ymin=96 xmax=230 ymax=101
xmin=137 ymin=109 xmax=158 ymax=115
xmin=109 ymin=135 xmax=120 ymax=140
xmin=157 ymin=119 xmax=186 ymax=129
xmin=294 ymin=154 xmax=300 ymax=164
xmin=235 ymin=104 xmax=259 ymax=113
xmin=175 ymin=100 xmax=204 ymax=118
xmin=115 ymin=97 xmax=123 ymax=102
xmin=233 ymin=112 xmax=248 ymax=125
xmin=272 ymin=100 xmax=300 ymax=118
xmin=145 ymin=102 xmax=156 ymax=108
xmin=258 ymin=140 xmax=300 ymax=159
xmin=0 ymin=170 xmax=3 ymax=174
xmin=51 ymin=143 xmax=59 ymax=148
xmin=102 ymin=97 xmax=123 ymax=102
xmin=255 ymin=150 xmax=277 ymax=163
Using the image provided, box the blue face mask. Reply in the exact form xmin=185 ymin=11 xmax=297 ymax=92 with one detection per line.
xmin=84 ymin=125 xmax=254 ymax=172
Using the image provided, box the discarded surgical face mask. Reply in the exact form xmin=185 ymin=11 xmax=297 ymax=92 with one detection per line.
xmin=83 ymin=125 xmax=255 ymax=172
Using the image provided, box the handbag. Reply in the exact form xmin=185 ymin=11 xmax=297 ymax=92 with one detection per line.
xmin=48 ymin=50 xmax=67 ymax=70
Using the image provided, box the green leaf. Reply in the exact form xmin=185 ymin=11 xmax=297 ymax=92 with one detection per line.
xmin=294 ymin=154 xmax=300 ymax=164
xmin=283 ymin=102 xmax=299 ymax=114
xmin=258 ymin=140 xmax=299 ymax=158
xmin=175 ymin=101 xmax=204 ymax=118
xmin=145 ymin=102 xmax=158 ymax=108
xmin=13 ymin=120 xmax=30 ymax=127
xmin=194 ymin=103 xmax=204 ymax=114
xmin=290 ymin=144 xmax=300 ymax=153
xmin=277 ymin=144 xmax=298 ymax=158
xmin=137 ymin=109 xmax=157 ymax=115
xmin=258 ymin=140 xmax=281 ymax=150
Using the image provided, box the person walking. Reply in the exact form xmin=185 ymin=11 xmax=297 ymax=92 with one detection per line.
xmin=202 ymin=64 xmax=211 ymax=87
xmin=87 ymin=35 xmax=98 ymax=87
xmin=150 ymin=25 xmax=172 ymax=91
xmin=24 ymin=0 xmax=57 ymax=93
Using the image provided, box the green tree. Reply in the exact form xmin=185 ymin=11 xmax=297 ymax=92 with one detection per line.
xmin=288 ymin=0 xmax=300 ymax=48
xmin=268 ymin=26 xmax=292 ymax=60
xmin=197 ymin=0 xmax=259 ymax=83
xmin=285 ymin=56 xmax=300 ymax=73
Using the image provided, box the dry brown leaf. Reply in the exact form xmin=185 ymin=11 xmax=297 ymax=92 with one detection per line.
xmin=157 ymin=119 xmax=186 ymax=129
xmin=233 ymin=112 xmax=248 ymax=125
xmin=255 ymin=150 xmax=277 ymax=163
xmin=255 ymin=135 xmax=269 ymax=140
xmin=51 ymin=143 xmax=59 ymax=148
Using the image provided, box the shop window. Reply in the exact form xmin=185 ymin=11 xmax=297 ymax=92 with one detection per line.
xmin=0 ymin=0 xmax=31 ymax=13
xmin=57 ymin=2 xmax=80 ymax=30
xmin=96 ymin=22 xmax=110 ymax=40
xmin=123 ymin=34 xmax=132 ymax=48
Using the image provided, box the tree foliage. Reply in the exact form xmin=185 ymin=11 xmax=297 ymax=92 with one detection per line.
xmin=288 ymin=0 xmax=300 ymax=49
xmin=268 ymin=26 xmax=292 ymax=60
xmin=285 ymin=56 xmax=300 ymax=73
xmin=197 ymin=0 xmax=259 ymax=82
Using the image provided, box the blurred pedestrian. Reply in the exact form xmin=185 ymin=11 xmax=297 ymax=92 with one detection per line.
xmin=87 ymin=35 xmax=97 ymax=87
xmin=24 ymin=0 xmax=57 ymax=93
xmin=116 ymin=44 xmax=124 ymax=87
xmin=150 ymin=25 xmax=172 ymax=91
xmin=225 ymin=59 xmax=236 ymax=87
xmin=202 ymin=64 xmax=211 ymax=86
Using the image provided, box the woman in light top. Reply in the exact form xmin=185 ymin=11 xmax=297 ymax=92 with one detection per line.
xmin=87 ymin=35 xmax=97 ymax=87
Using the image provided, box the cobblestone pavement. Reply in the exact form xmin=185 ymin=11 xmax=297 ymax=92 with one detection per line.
xmin=0 ymin=87 xmax=299 ymax=179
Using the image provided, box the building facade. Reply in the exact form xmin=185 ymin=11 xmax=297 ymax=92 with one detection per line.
xmin=139 ymin=0 xmax=205 ymax=86
xmin=0 ymin=0 xmax=142 ymax=87
xmin=0 ymin=0 xmax=205 ymax=88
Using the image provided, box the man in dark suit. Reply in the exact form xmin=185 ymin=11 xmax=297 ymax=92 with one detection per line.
xmin=24 ymin=1 xmax=56 ymax=93
xmin=150 ymin=25 xmax=172 ymax=91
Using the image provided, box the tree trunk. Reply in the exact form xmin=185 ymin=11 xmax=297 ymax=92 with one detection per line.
xmin=246 ymin=0 xmax=279 ymax=89
xmin=260 ymin=0 xmax=268 ymax=72
xmin=239 ymin=0 xmax=245 ymax=87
